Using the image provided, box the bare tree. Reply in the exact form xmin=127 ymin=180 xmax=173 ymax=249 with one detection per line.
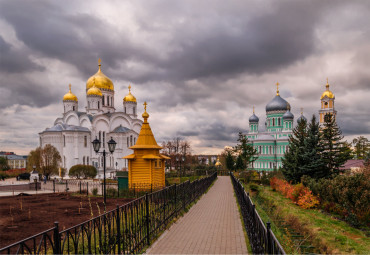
xmin=27 ymin=145 xmax=61 ymax=178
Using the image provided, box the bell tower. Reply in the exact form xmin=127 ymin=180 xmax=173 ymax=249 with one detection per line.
xmin=319 ymin=78 xmax=336 ymax=125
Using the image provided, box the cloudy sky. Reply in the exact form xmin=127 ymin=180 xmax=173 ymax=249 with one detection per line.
xmin=1 ymin=0 xmax=370 ymax=155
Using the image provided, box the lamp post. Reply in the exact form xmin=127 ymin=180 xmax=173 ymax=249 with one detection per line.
xmin=92 ymin=136 xmax=117 ymax=204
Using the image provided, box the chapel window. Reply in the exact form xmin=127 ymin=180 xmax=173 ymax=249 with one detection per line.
xmin=107 ymin=96 xmax=109 ymax=106
xmin=84 ymin=136 xmax=87 ymax=147
xmin=102 ymin=96 xmax=105 ymax=106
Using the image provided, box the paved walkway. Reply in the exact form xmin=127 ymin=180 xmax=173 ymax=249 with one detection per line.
xmin=146 ymin=176 xmax=248 ymax=254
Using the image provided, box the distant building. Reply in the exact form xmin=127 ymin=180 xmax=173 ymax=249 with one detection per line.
xmin=340 ymin=159 xmax=364 ymax=174
xmin=246 ymin=80 xmax=336 ymax=171
xmin=39 ymin=60 xmax=143 ymax=177
xmin=0 ymin=152 xmax=27 ymax=169
xmin=196 ymin=155 xmax=217 ymax=165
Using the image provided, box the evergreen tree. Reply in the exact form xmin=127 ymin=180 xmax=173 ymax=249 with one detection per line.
xmin=282 ymin=117 xmax=307 ymax=183
xmin=301 ymin=115 xmax=326 ymax=179
xmin=225 ymin=150 xmax=235 ymax=171
xmin=233 ymin=132 xmax=258 ymax=170
xmin=319 ymin=113 xmax=353 ymax=177
xmin=235 ymin=154 xmax=245 ymax=171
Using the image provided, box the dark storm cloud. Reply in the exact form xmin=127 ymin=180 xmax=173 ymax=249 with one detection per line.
xmin=0 ymin=36 xmax=43 ymax=73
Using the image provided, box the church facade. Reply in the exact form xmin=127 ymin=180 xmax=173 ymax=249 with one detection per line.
xmin=246 ymin=80 xmax=336 ymax=171
xmin=39 ymin=60 xmax=142 ymax=178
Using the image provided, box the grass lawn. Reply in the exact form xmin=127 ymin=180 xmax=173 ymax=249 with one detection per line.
xmin=246 ymin=184 xmax=369 ymax=254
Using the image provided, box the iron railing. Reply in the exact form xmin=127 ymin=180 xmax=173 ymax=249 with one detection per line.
xmin=0 ymin=172 xmax=217 ymax=254
xmin=231 ymin=172 xmax=286 ymax=255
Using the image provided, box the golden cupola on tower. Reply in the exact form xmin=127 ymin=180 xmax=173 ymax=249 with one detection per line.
xmin=123 ymin=85 xmax=137 ymax=103
xmin=63 ymin=84 xmax=78 ymax=101
xmin=320 ymin=78 xmax=335 ymax=99
xmin=86 ymin=59 xmax=114 ymax=91
xmin=123 ymin=102 xmax=170 ymax=189
xmin=87 ymin=78 xmax=103 ymax=96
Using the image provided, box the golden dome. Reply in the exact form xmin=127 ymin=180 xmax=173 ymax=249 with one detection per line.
xmin=215 ymin=157 xmax=222 ymax=167
xmin=63 ymin=84 xmax=78 ymax=101
xmin=87 ymin=79 xmax=103 ymax=96
xmin=321 ymin=78 xmax=335 ymax=99
xmin=123 ymin=85 xmax=137 ymax=103
xmin=142 ymin=101 xmax=149 ymax=119
xmin=86 ymin=59 xmax=114 ymax=91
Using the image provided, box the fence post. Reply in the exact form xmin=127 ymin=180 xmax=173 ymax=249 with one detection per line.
xmin=102 ymin=182 xmax=104 ymax=197
xmin=182 ymin=182 xmax=186 ymax=211
xmin=117 ymin=181 xmax=119 ymax=198
xmin=266 ymin=222 xmax=272 ymax=254
xmin=133 ymin=184 xmax=136 ymax=197
xmin=174 ymin=183 xmax=177 ymax=217
xmin=53 ymin=179 xmax=55 ymax=193
xmin=53 ymin=221 xmax=60 ymax=254
xmin=87 ymin=182 xmax=89 ymax=196
xmin=65 ymin=180 xmax=68 ymax=192
xmin=79 ymin=181 xmax=82 ymax=194
xmin=145 ymin=193 xmax=150 ymax=246
xmin=116 ymin=205 xmax=121 ymax=254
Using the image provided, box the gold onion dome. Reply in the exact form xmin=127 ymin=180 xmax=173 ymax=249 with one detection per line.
xmin=86 ymin=59 xmax=114 ymax=91
xmin=123 ymin=85 xmax=137 ymax=103
xmin=63 ymin=84 xmax=78 ymax=101
xmin=320 ymin=78 xmax=335 ymax=99
xmin=215 ymin=157 xmax=222 ymax=166
xmin=87 ymin=78 xmax=102 ymax=96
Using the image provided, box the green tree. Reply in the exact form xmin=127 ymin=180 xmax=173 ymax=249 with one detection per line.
xmin=0 ymin=157 xmax=9 ymax=171
xmin=225 ymin=150 xmax=235 ymax=171
xmin=235 ymin=154 xmax=244 ymax=171
xmin=319 ymin=114 xmax=352 ymax=177
xmin=301 ymin=115 xmax=326 ymax=179
xmin=282 ymin=117 xmax=308 ymax=183
xmin=352 ymin=136 xmax=369 ymax=159
xmin=233 ymin=132 xmax=258 ymax=170
xmin=69 ymin=165 xmax=97 ymax=179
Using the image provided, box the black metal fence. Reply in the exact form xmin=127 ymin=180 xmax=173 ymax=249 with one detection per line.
xmin=231 ymin=172 xmax=286 ymax=255
xmin=0 ymin=172 xmax=217 ymax=254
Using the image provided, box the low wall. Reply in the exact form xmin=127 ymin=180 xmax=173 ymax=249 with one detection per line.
xmin=0 ymin=182 xmax=41 ymax=192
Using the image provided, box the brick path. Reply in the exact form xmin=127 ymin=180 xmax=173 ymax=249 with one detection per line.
xmin=146 ymin=176 xmax=248 ymax=254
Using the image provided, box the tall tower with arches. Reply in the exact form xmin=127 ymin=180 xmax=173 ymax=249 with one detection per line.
xmin=319 ymin=78 xmax=336 ymax=125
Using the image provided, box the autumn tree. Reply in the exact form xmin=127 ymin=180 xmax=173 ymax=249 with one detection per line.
xmin=27 ymin=145 xmax=61 ymax=178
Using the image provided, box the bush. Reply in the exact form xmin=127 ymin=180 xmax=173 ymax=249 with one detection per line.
xmin=92 ymin=188 xmax=98 ymax=196
xmin=106 ymin=188 xmax=117 ymax=197
xmin=249 ymin=183 xmax=260 ymax=192
xmin=270 ymin=177 xmax=319 ymax=209
xmin=0 ymin=171 xmax=9 ymax=180
xmin=302 ymin=172 xmax=370 ymax=226
xmin=4 ymin=168 xmax=27 ymax=178
xmin=69 ymin=165 xmax=97 ymax=179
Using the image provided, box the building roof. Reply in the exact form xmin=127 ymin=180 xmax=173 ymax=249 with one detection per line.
xmin=43 ymin=123 xmax=90 ymax=132
xmin=340 ymin=159 xmax=364 ymax=170
xmin=5 ymin=155 xmax=27 ymax=160
xmin=266 ymin=95 xmax=290 ymax=113
xmin=249 ymin=113 xmax=259 ymax=123
xmin=113 ymin=125 xmax=131 ymax=133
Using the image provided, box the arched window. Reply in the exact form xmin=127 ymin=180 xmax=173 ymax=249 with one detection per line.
xmin=103 ymin=131 xmax=105 ymax=148
xmin=111 ymin=97 xmax=113 ymax=107
xmin=63 ymin=135 xmax=66 ymax=147
xmin=278 ymin=118 xmax=281 ymax=126
xmin=83 ymin=156 xmax=85 ymax=165
xmin=64 ymin=156 xmax=66 ymax=168
xmin=273 ymin=118 xmax=275 ymax=126
xmin=269 ymin=146 xmax=272 ymax=154
xmin=102 ymin=96 xmax=105 ymax=106
xmin=73 ymin=106 xmax=75 ymax=111
xmin=84 ymin=136 xmax=87 ymax=147
xmin=134 ymin=137 xmax=136 ymax=145
xmin=130 ymin=135 xmax=133 ymax=146
xmin=87 ymin=156 xmax=89 ymax=165
xmin=133 ymin=107 xmax=136 ymax=115
xmin=107 ymin=96 xmax=109 ymax=106
xmin=127 ymin=137 xmax=129 ymax=148
xmin=124 ymin=107 xmax=126 ymax=113
xmin=88 ymin=101 xmax=90 ymax=108
xmin=99 ymin=131 xmax=101 ymax=143
xmin=259 ymin=146 xmax=262 ymax=154
xmin=98 ymin=101 xmax=100 ymax=109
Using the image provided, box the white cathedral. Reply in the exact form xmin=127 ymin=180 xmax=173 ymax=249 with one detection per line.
xmin=39 ymin=60 xmax=143 ymax=178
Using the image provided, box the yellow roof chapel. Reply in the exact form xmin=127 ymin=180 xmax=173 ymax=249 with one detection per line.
xmin=123 ymin=102 xmax=170 ymax=189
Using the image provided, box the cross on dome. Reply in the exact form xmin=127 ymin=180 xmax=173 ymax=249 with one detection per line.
xmin=276 ymin=82 xmax=280 ymax=96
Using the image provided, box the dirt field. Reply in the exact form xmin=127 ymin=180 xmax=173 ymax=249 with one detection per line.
xmin=0 ymin=193 xmax=132 ymax=248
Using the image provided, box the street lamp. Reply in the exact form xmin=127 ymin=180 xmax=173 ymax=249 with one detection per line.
xmin=92 ymin=136 xmax=117 ymax=204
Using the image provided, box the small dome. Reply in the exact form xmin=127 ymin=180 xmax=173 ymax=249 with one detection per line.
xmin=87 ymin=82 xmax=102 ymax=96
xmin=320 ymin=79 xmax=335 ymax=99
xmin=283 ymin=110 xmax=294 ymax=120
xmin=215 ymin=157 xmax=222 ymax=167
xmin=123 ymin=85 xmax=137 ymax=103
xmin=297 ymin=114 xmax=307 ymax=123
xmin=63 ymin=84 xmax=78 ymax=102
xmin=86 ymin=59 xmax=114 ymax=91
xmin=266 ymin=95 xmax=290 ymax=112
xmin=249 ymin=113 xmax=259 ymax=123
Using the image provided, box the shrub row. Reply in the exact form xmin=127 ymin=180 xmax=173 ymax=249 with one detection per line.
xmin=302 ymin=172 xmax=370 ymax=227
xmin=69 ymin=165 xmax=97 ymax=179
xmin=270 ymin=177 xmax=319 ymax=209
